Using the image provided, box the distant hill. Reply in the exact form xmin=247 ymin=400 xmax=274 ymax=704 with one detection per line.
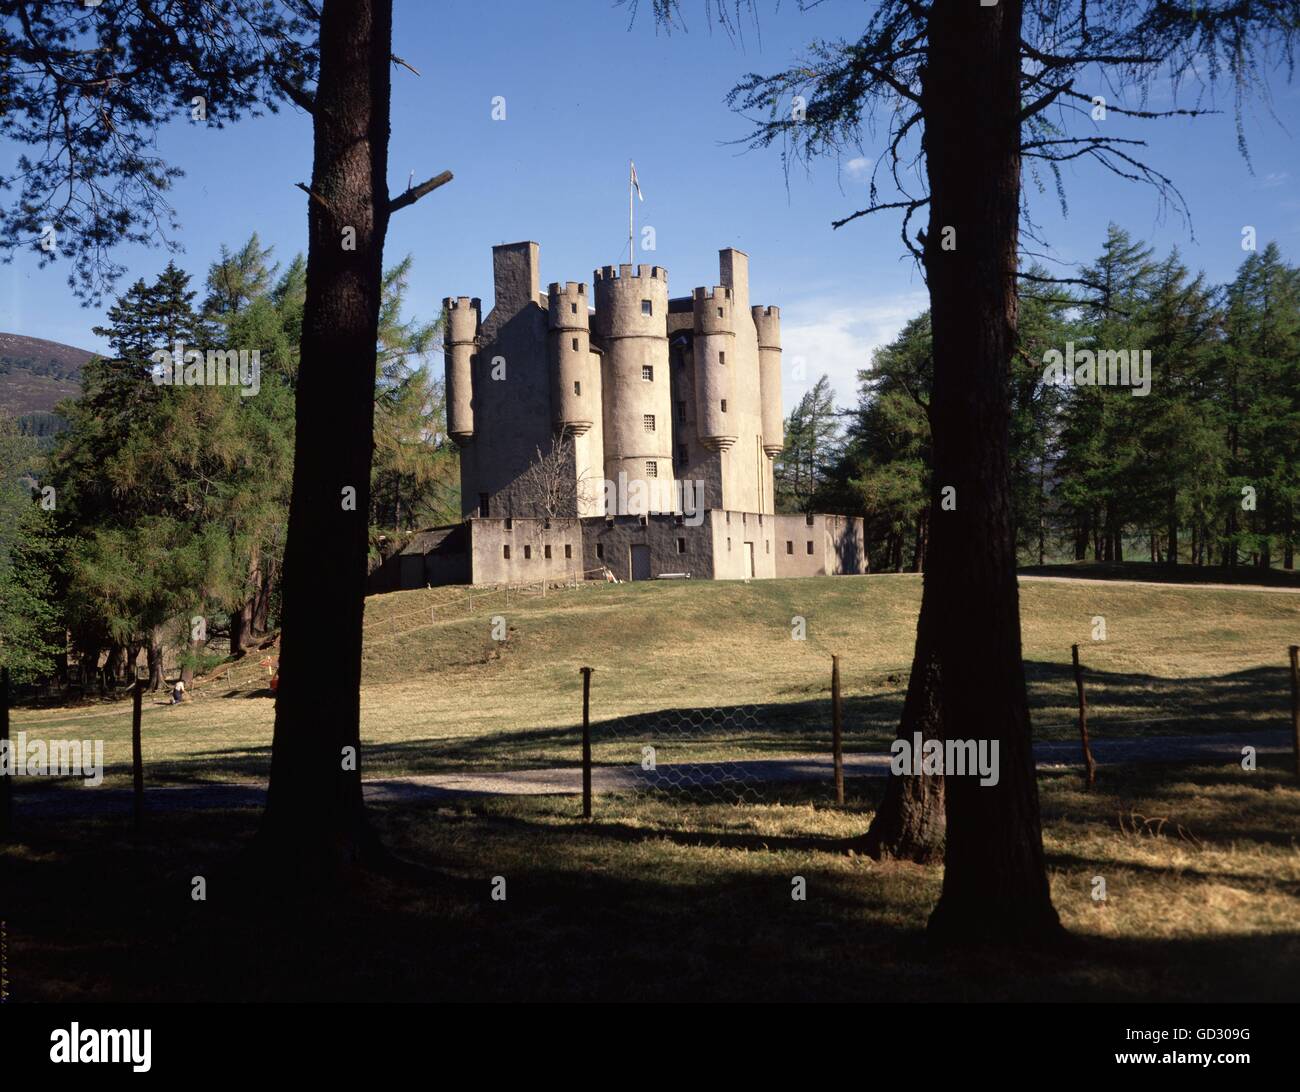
xmin=0 ymin=332 xmax=94 ymax=418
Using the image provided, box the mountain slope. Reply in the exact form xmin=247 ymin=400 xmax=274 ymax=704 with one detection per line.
xmin=0 ymin=332 xmax=94 ymax=416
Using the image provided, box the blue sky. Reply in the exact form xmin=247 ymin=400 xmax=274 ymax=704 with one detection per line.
xmin=3 ymin=0 xmax=1298 ymax=411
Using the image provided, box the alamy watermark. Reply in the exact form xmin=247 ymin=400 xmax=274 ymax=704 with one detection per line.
xmin=149 ymin=340 xmax=261 ymax=397
xmin=0 ymin=734 xmax=104 ymax=786
xmin=1043 ymin=342 xmax=1152 ymax=397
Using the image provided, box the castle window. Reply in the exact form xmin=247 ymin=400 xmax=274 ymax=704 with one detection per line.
xmin=503 ymin=545 xmax=511 ymax=559
xmin=643 ymin=414 xmax=655 ymax=433
xmin=766 ymin=540 xmax=770 ymax=553
xmin=596 ymin=543 xmax=604 ymax=559
xmin=564 ymin=544 xmax=572 ymax=559
xmin=479 ymin=493 xmax=490 ymax=517
xmin=641 ymin=299 xmax=653 ymax=316
xmin=639 ymin=515 xmax=648 ymax=526
xmin=505 ymin=518 xmax=513 ymax=530
xmin=786 ymin=541 xmax=793 ymax=554
xmin=572 ymin=337 xmax=579 ymax=351
xmin=677 ymin=538 xmax=686 ymax=553
xmin=571 ymin=302 xmax=578 ymax=314
xmin=727 ymin=537 xmax=732 ymax=551
xmin=717 ymin=307 xmax=723 ymax=317
xmin=719 ymin=351 xmax=726 ymax=365
xmin=806 ymin=541 xmax=814 ymax=555
xmin=646 ymin=460 xmax=658 ymax=478
xmin=720 ymin=399 xmax=728 ymax=413
xmin=544 ymin=544 xmax=552 ymax=559
xmin=524 ymin=545 xmax=532 ymax=560
xmin=806 ymin=513 xmax=815 ymax=526
xmin=642 ymin=365 xmax=653 ymax=382
xmin=574 ymin=381 xmax=581 ymax=395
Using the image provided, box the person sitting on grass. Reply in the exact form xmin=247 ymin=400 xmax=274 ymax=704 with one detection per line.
xmin=170 ymin=679 xmax=186 ymax=705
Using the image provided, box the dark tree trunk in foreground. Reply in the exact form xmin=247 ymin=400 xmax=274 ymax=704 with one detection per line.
xmin=920 ymin=0 xmax=1063 ymax=946
xmin=856 ymin=579 xmax=944 ymax=862
xmin=257 ymin=0 xmax=393 ymax=876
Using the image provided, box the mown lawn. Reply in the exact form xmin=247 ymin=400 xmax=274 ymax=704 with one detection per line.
xmin=2 ymin=758 xmax=1297 ymax=1001
xmin=9 ymin=573 xmax=1300 ymax=789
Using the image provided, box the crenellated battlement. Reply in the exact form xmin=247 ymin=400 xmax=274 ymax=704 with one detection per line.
xmin=594 ymin=263 xmax=666 ymax=283
xmin=752 ymin=304 xmax=781 ymax=350
xmin=547 ymin=282 xmax=590 ymax=330
xmin=692 ymin=286 xmax=733 ymax=303
xmin=443 ymin=296 xmax=481 ymax=345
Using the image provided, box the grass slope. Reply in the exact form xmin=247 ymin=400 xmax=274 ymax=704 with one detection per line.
xmin=12 ymin=574 xmax=1300 ymax=788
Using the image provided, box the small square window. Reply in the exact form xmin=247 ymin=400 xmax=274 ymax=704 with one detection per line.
xmin=572 ymin=337 xmax=579 ymax=351
xmin=571 ymin=302 xmax=578 ymax=314
xmin=786 ymin=541 xmax=793 ymax=554
xmin=646 ymin=460 xmax=658 ymax=478
xmin=642 ymin=365 xmax=653 ymax=382
xmin=720 ymin=399 xmax=727 ymax=413
xmin=643 ymin=414 xmax=655 ymax=433
xmin=677 ymin=538 xmax=686 ymax=553
xmin=544 ymin=544 xmax=552 ymax=559
xmin=564 ymin=544 xmax=572 ymax=559
xmin=642 ymin=299 xmax=653 ymax=316
xmin=596 ymin=543 xmax=604 ymax=559
xmin=524 ymin=545 xmax=532 ymax=560
xmin=574 ymin=380 xmax=581 ymax=395
xmin=806 ymin=541 xmax=814 ymax=555
xmin=503 ymin=545 xmax=511 ymax=559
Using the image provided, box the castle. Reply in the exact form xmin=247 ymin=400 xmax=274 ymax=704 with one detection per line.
xmin=371 ymin=242 xmax=865 ymax=589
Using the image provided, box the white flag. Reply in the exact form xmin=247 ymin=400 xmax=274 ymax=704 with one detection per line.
xmin=630 ymin=161 xmax=644 ymax=202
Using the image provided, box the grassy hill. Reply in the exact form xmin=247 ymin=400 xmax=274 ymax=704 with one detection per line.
xmin=0 ymin=331 xmax=93 ymax=418
xmin=14 ymin=573 xmax=1300 ymax=786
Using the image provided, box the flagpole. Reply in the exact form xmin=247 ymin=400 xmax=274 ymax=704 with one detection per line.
xmin=629 ymin=159 xmax=634 ymax=263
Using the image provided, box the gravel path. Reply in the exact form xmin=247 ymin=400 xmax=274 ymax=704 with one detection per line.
xmin=10 ymin=730 xmax=1290 ymax=819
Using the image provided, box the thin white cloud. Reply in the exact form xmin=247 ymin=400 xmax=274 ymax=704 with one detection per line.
xmin=843 ymin=156 xmax=873 ymax=180
xmin=780 ymin=290 xmax=929 ymax=412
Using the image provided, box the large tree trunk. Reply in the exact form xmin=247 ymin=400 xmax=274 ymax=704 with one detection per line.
xmin=257 ymin=0 xmax=392 ymax=878
xmin=147 ymin=627 xmax=165 ymax=691
xmin=855 ymin=580 xmax=944 ymax=862
xmin=919 ymin=0 xmax=1063 ymax=947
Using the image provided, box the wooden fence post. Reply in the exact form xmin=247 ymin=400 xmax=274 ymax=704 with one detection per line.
xmin=1 ymin=666 xmax=11 ymax=837
xmin=580 ymin=666 xmax=593 ymax=819
xmin=132 ymin=675 xmax=145 ymax=830
xmin=831 ymin=654 xmax=844 ymax=806
xmin=1072 ymin=644 xmax=1097 ymax=788
xmin=1289 ymin=645 xmax=1300 ymax=779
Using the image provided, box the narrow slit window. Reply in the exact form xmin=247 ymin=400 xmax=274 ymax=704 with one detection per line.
xmin=641 ymin=299 xmax=652 ymax=316
xmin=572 ymin=337 xmax=579 ymax=351
xmin=564 ymin=544 xmax=572 ymax=559
xmin=806 ymin=541 xmax=814 ymax=555
xmin=720 ymin=399 xmax=727 ymax=413
xmin=719 ymin=351 xmax=726 ymax=365
xmin=503 ymin=545 xmax=511 ymax=559
xmin=596 ymin=543 xmax=604 ymax=559
xmin=677 ymin=538 xmax=686 ymax=553
xmin=524 ymin=544 xmax=532 ymax=560
xmin=786 ymin=541 xmax=793 ymax=554
xmin=574 ymin=380 xmax=581 ymax=395
xmin=544 ymin=544 xmax=552 ymax=559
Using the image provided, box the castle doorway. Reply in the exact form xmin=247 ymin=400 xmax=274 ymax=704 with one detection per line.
xmin=744 ymin=541 xmax=755 ymax=578
xmin=630 ymin=544 xmax=652 ymax=581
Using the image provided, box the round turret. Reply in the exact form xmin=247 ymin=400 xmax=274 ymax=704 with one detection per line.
xmin=547 ymin=281 xmax=593 ymax=435
xmin=693 ymin=286 xmax=737 ymax=451
xmin=753 ymin=305 xmax=784 ymax=458
xmin=592 ymin=264 xmax=673 ymax=493
xmin=443 ymin=296 xmax=479 ymax=445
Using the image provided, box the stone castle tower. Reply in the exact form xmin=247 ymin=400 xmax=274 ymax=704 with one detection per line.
xmin=443 ymin=242 xmax=784 ymax=520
